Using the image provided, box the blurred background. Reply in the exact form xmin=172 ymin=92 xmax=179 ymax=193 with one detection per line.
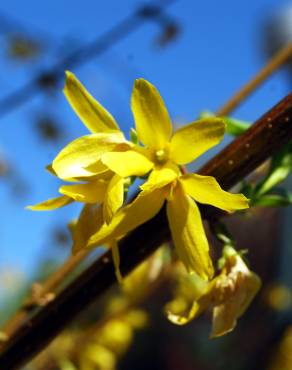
xmin=1 ymin=0 xmax=292 ymax=369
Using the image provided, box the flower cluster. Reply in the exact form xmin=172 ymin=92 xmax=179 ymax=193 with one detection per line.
xmin=29 ymin=72 xmax=249 ymax=282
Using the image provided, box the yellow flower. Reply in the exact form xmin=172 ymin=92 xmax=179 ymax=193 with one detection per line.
xmin=28 ymin=74 xmax=249 ymax=281
xmin=99 ymin=78 xmax=226 ymax=181
xmin=165 ymin=247 xmax=261 ymax=337
xmin=27 ymin=173 xmax=110 ymax=210
xmin=52 ymin=71 xmax=132 ymax=181
xmin=28 ymin=72 xmax=133 ymax=222
xmin=84 ymin=79 xmax=249 ymax=280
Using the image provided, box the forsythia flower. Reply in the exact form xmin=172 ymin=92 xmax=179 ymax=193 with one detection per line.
xmin=165 ymin=247 xmax=261 ymax=337
xmin=28 ymin=72 xmax=249 ymax=282
xmin=84 ymin=78 xmax=249 ymax=280
xmin=28 ymin=72 xmax=136 ymax=224
xmin=52 ymin=71 xmax=131 ymax=181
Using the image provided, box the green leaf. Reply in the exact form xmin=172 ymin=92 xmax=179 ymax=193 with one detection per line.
xmin=252 ymin=191 xmax=292 ymax=207
xmin=224 ymin=117 xmax=251 ymax=136
xmin=239 ymin=181 xmax=255 ymax=199
xmin=198 ymin=112 xmax=250 ymax=137
xmin=255 ymin=142 xmax=292 ymax=196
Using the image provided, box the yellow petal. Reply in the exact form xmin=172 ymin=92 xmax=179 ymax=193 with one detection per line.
xmin=165 ymin=272 xmax=209 ymax=325
xmin=170 ymin=118 xmax=225 ymax=164
xmin=52 ymin=132 xmax=128 ymax=180
xmin=70 ymin=204 xmax=104 ymax=254
xmin=88 ymin=188 xmax=166 ymax=248
xmin=140 ymin=163 xmax=179 ymax=192
xmin=46 ymin=164 xmax=113 ymax=183
xmin=166 ymin=183 xmax=214 ymax=280
xmin=64 ymin=71 xmax=120 ymax=133
xmin=103 ymin=175 xmax=124 ymax=224
xmin=59 ymin=180 xmax=108 ymax=204
xmin=131 ymin=78 xmax=172 ymax=150
xmin=101 ymin=150 xmax=153 ymax=177
xmin=180 ymin=174 xmax=249 ymax=212
xmin=211 ymin=273 xmax=261 ymax=338
xmin=210 ymin=254 xmax=261 ymax=338
xmin=166 ymin=300 xmax=201 ymax=325
xmin=27 ymin=195 xmax=73 ymax=211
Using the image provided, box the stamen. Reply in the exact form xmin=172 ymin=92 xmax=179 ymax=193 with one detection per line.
xmin=155 ymin=149 xmax=167 ymax=163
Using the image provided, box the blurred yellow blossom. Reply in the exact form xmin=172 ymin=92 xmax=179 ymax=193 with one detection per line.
xmin=165 ymin=247 xmax=261 ymax=337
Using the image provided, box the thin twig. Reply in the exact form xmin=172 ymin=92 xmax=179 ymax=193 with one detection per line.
xmin=1 ymin=92 xmax=292 ymax=369
xmin=0 ymin=1 xmax=176 ymax=118
xmin=2 ymin=250 xmax=88 ymax=339
xmin=216 ymin=43 xmax=292 ymax=117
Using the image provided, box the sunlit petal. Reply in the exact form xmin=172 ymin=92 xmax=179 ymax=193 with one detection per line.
xmin=180 ymin=174 xmax=249 ymax=212
xmin=131 ymin=78 xmax=172 ymax=149
xmin=64 ymin=71 xmax=120 ymax=133
xmin=52 ymin=132 xmax=128 ymax=180
xmin=101 ymin=150 xmax=153 ymax=177
xmin=70 ymin=204 xmax=104 ymax=254
xmin=88 ymin=188 xmax=166 ymax=248
xmin=27 ymin=195 xmax=73 ymax=211
xmin=59 ymin=180 xmax=108 ymax=204
xmin=170 ymin=118 xmax=225 ymax=164
xmin=103 ymin=174 xmax=124 ymax=224
xmin=140 ymin=163 xmax=179 ymax=192
xmin=166 ymin=183 xmax=214 ymax=280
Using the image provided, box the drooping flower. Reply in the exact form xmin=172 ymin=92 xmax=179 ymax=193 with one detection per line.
xmin=165 ymin=247 xmax=261 ymax=337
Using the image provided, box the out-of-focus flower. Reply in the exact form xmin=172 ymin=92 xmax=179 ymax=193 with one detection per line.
xmin=7 ymin=35 xmax=40 ymax=60
xmin=29 ymin=253 xmax=156 ymax=370
xmin=155 ymin=22 xmax=180 ymax=47
xmin=268 ymin=326 xmax=292 ymax=370
xmin=264 ymin=283 xmax=292 ymax=311
xmin=165 ymin=247 xmax=261 ymax=337
xmin=34 ymin=115 xmax=64 ymax=142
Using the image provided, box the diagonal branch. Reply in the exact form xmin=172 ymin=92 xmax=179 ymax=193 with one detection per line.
xmin=1 ymin=93 xmax=292 ymax=369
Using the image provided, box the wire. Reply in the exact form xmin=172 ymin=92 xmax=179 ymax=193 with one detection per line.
xmin=0 ymin=0 xmax=177 ymax=118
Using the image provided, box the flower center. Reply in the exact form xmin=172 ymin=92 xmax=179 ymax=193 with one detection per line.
xmin=154 ymin=149 xmax=168 ymax=164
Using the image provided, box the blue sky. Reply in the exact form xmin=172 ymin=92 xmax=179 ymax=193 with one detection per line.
xmin=0 ymin=0 xmax=291 ymax=277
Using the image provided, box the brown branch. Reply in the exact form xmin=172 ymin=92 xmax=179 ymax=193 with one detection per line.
xmin=216 ymin=43 xmax=292 ymax=117
xmin=1 ymin=92 xmax=292 ymax=369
